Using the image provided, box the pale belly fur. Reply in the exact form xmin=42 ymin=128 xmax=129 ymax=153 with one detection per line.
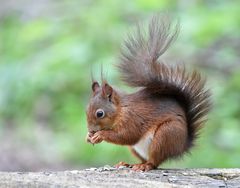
xmin=132 ymin=132 xmax=154 ymax=160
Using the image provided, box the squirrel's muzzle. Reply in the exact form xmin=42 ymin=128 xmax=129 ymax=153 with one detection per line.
xmin=87 ymin=124 xmax=101 ymax=133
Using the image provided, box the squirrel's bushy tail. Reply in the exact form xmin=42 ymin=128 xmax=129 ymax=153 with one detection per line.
xmin=118 ymin=15 xmax=211 ymax=149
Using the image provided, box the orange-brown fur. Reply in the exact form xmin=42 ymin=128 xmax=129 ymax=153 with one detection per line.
xmin=86 ymin=15 xmax=211 ymax=171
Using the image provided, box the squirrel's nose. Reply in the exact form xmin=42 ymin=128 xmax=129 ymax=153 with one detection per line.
xmin=88 ymin=124 xmax=101 ymax=133
xmin=89 ymin=130 xmax=96 ymax=134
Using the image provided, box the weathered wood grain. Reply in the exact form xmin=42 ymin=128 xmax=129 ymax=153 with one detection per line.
xmin=0 ymin=167 xmax=239 ymax=188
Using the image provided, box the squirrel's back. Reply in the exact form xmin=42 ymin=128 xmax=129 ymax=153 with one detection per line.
xmin=118 ymin=15 xmax=211 ymax=150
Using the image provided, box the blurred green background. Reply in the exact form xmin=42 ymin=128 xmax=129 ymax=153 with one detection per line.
xmin=0 ymin=0 xmax=239 ymax=171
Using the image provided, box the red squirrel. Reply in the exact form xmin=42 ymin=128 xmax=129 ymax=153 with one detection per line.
xmin=86 ymin=16 xmax=211 ymax=171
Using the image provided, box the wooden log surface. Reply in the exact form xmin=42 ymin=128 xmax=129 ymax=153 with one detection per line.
xmin=0 ymin=166 xmax=240 ymax=188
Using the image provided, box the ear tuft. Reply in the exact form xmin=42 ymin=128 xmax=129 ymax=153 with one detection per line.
xmin=92 ymin=81 xmax=100 ymax=92
xmin=102 ymin=83 xmax=113 ymax=99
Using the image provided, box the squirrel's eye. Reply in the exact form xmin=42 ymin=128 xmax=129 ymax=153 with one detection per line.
xmin=95 ymin=109 xmax=105 ymax=119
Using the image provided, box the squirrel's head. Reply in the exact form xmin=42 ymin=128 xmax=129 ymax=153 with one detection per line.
xmin=86 ymin=81 xmax=120 ymax=133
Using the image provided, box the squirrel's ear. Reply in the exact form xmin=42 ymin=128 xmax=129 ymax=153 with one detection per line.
xmin=102 ymin=83 xmax=113 ymax=100
xmin=92 ymin=81 xmax=100 ymax=92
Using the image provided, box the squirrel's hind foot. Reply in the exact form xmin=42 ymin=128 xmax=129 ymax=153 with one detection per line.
xmin=132 ymin=163 xmax=155 ymax=172
xmin=115 ymin=161 xmax=155 ymax=171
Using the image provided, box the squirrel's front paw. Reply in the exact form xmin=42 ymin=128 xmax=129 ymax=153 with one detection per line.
xmin=86 ymin=132 xmax=94 ymax=143
xmin=91 ymin=131 xmax=104 ymax=144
